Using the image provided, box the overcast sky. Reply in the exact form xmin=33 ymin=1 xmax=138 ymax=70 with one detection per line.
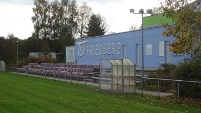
xmin=0 ymin=0 xmax=161 ymax=39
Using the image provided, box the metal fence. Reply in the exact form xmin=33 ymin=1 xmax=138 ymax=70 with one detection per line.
xmin=6 ymin=67 xmax=201 ymax=100
xmin=141 ymin=77 xmax=201 ymax=100
xmin=8 ymin=67 xmax=100 ymax=87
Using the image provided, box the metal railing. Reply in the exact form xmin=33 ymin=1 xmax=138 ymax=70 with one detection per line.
xmin=8 ymin=67 xmax=100 ymax=87
xmin=141 ymin=77 xmax=201 ymax=100
xmin=6 ymin=67 xmax=201 ymax=100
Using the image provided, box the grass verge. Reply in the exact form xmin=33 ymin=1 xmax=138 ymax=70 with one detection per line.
xmin=0 ymin=72 xmax=200 ymax=113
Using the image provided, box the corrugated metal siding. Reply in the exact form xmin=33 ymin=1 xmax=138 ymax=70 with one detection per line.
xmin=75 ymin=25 xmax=188 ymax=68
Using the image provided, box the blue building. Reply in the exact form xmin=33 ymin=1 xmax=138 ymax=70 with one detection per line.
xmin=74 ymin=25 xmax=189 ymax=68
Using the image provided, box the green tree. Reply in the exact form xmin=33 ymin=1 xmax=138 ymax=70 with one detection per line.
xmin=0 ymin=34 xmax=28 ymax=65
xmin=160 ymin=0 xmax=201 ymax=55
xmin=77 ymin=2 xmax=92 ymax=38
xmin=50 ymin=0 xmax=61 ymax=40
xmin=18 ymin=40 xmax=27 ymax=59
xmin=0 ymin=36 xmax=5 ymax=60
xmin=39 ymin=39 xmax=51 ymax=56
xmin=25 ymin=37 xmax=40 ymax=53
xmin=32 ymin=0 xmax=77 ymax=57
xmin=32 ymin=0 xmax=51 ymax=40
xmin=60 ymin=0 xmax=77 ymax=46
xmin=86 ymin=14 xmax=106 ymax=37
xmin=0 ymin=34 xmax=18 ymax=64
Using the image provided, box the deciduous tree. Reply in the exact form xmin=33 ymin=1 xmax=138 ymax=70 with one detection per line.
xmin=77 ymin=2 xmax=92 ymax=38
xmin=160 ymin=0 xmax=201 ymax=55
xmin=32 ymin=0 xmax=51 ymax=40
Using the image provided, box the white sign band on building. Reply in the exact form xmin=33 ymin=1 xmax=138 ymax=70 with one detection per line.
xmin=77 ymin=41 xmax=121 ymax=57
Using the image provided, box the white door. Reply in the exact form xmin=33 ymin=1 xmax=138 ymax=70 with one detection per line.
xmin=165 ymin=42 xmax=170 ymax=64
xmin=136 ymin=44 xmax=140 ymax=66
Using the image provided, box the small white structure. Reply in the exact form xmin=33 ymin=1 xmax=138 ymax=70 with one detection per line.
xmin=0 ymin=61 xmax=6 ymax=72
xmin=100 ymin=59 xmax=136 ymax=93
xmin=29 ymin=52 xmax=57 ymax=59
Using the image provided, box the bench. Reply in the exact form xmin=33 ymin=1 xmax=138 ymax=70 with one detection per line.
xmin=91 ymin=77 xmax=111 ymax=83
xmin=85 ymin=78 xmax=92 ymax=82
xmin=91 ymin=77 xmax=99 ymax=83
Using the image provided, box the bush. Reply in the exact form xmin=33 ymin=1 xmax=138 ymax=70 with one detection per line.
xmin=144 ymin=59 xmax=201 ymax=99
xmin=27 ymin=56 xmax=58 ymax=64
xmin=144 ymin=64 xmax=176 ymax=92
xmin=173 ymin=58 xmax=201 ymax=99
xmin=13 ymin=56 xmax=58 ymax=68
xmin=150 ymin=64 xmax=176 ymax=78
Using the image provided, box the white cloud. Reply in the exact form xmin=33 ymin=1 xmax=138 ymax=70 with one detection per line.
xmin=0 ymin=0 xmax=33 ymax=5
xmin=0 ymin=0 xmax=161 ymax=39
xmin=87 ymin=0 xmax=161 ymax=33
xmin=0 ymin=2 xmax=33 ymax=38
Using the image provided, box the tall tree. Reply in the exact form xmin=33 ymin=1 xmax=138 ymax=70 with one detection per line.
xmin=77 ymin=2 xmax=92 ymax=38
xmin=0 ymin=34 xmax=18 ymax=64
xmin=60 ymin=0 xmax=77 ymax=46
xmin=0 ymin=36 xmax=5 ymax=60
xmin=32 ymin=0 xmax=51 ymax=40
xmin=32 ymin=0 xmax=78 ymax=54
xmin=50 ymin=0 xmax=61 ymax=40
xmin=160 ymin=0 xmax=201 ymax=54
xmin=40 ymin=39 xmax=51 ymax=56
xmin=86 ymin=14 xmax=106 ymax=37
xmin=25 ymin=37 xmax=41 ymax=53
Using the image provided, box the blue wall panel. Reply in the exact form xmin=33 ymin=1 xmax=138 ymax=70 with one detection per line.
xmin=75 ymin=25 xmax=188 ymax=68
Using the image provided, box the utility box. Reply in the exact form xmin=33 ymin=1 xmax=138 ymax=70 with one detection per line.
xmin=66 ymin=46 xmax=75 ymax=64
xmin=0 ymin=61 xmax=6 ymax=72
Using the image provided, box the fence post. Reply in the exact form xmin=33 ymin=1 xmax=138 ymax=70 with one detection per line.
xmin=142 ymin=77 xmax=144 ymax=95
xmin=41 ymin=70 xmax=42 ymax=78
xmin=158 ymin=78 xmax=160 ymax=99
xmin=65 ymin=73 xmax=66 ymax=82
xmin=77 ymin=74 xmax=79 ymax=84
xmin=54 ymin=71 xmax=55 ymax=81
xmin=71 ymin=73 xmax=73 ymax=83
xmin=177 ymin=80 xmax=180 ymax=100
xmin=59 ymin=72 xmax=60 ymax=81
xmin=85 ymin=74 xmax=86 ymax=86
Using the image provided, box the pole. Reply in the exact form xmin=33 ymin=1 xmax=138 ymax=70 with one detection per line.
xmin=122 ymin=59 xmax=124 ymax=93
xmin=130 ymin=9 xmax=152 ymax=95
xmin=177 ymin=80 xmax=180 ymax=100
xmin=17 ymin=41 xmax=18 ymax=68
xmin=141 ymin=12 xmax=144 ymax=95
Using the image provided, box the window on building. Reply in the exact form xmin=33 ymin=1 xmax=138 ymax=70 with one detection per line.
xmin=159 ymin=41 xmax=164 ymax=56
xmin=146 ymin=44 xmax=152 ymax=55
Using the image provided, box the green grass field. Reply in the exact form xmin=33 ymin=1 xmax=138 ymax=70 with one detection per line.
xmin=0 ymin=72 xmax=200 ymax=113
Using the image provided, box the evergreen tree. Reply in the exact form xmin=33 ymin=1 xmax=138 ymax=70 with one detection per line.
xmin=86 ymin=14 xmax=106 ymax=37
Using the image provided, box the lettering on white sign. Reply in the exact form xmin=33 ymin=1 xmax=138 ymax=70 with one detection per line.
xmin=77 ymin=40 xmax=121 ymax=57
